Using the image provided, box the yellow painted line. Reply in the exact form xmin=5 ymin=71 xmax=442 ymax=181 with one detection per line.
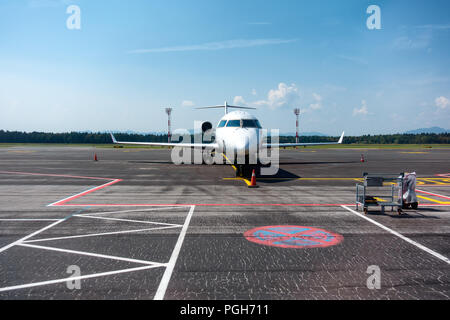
xmin=417 ymin=195 xmax=450 ymax=204
xmin=400 ymin=152 xmax=429 ymax=154
xmin=299 ymin=178 xmax=362 ymax=180
xmin=421 ymin=178 xmax=447 ymax=185
xmin=221 ymin=154 xmax=252 ymax=186
xmin=223 ymin=177 xmax=252 ymax=186
xmin=221 ymin=153 xmax=237 ymax=171
xmin=7 ymin=150 xmax=36 ymax=154
xmin=252 ymin=178 xmax=363 ymax=181
xmin=417 ymin=178 xmax=450 ymax=186
xmin=222 ymin=174 xmax=450 ymax=187
xmin=253 ymin=178 xmax=296 ymax=181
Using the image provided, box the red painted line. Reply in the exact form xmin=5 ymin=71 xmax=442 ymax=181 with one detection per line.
xmin=55 ymin=202 xmax=450 ymax=207
xmin=56 ymin=203 xmax=356 ymax=207
xmin=417 ymin=184 xmax=450 ymax=187
xmin=5 ymin=170 xmax=450 ymax=208
xmin=417 ymin=189 xmax=450 ymax=200
xmin=49 ymin=179 xmax=123 ymax=206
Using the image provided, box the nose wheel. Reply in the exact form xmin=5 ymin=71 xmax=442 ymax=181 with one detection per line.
xmin=236 ymin=165 xmax=244 ymax=177
xmin=236 ymin=164 xmax=258 ymax=178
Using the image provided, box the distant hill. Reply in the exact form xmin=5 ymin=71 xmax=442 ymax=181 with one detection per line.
xmin=405 ymin=127 xmax=449 ymax=134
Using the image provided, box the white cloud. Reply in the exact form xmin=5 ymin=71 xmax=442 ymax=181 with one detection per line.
xmin=353 ymin=100 xmax=369 ymax=116
xmin=435 ymin=96 xmax=450 ymax=109
xmin=393 ymin=32 xmax=432 ymax=50
xmin=416 ymin=24 xmax=450 ymax=30
xmin=309 ymin=93 xmax=323 ymax=110
xmin=129 ymin=38 xmax=297 ymax=54
xmin=251 ymin=89 xmax=257 ymax=96
xmin=181 ymin=100 xmax=195 ymax=107
xmin=253 ymin=83 xmax=301 ymax=110
xmin=233 ymin=96 xmax=246 ymax=105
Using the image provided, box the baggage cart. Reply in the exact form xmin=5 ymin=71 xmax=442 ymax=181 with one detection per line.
xmin=356 ymin=173 xmax=404 ymax=215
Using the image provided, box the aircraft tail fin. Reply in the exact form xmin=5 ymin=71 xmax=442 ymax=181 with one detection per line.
xmin=196 ymin=101 xmax=256 ymax=114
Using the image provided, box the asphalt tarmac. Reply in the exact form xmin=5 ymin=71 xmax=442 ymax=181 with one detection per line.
xmin=0 ymin=146 xmax=449 ymax=299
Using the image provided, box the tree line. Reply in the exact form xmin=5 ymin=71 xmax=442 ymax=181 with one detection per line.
xmin=0 ymin=130 xmax=449 ymax=145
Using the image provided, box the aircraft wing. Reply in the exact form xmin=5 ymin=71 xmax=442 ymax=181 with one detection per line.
xmin=110 ymin=133 xmax=219 ymax=149
xmin=263 ymin=131 xmax=345 ymax=148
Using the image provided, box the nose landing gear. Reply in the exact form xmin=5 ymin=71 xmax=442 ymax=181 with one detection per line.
xmin=236 ymin=164 xmax=259 ymax=178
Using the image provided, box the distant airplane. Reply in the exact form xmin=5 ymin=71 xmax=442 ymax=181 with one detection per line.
xmin=110 ymin=101 xmax=344 ymax=176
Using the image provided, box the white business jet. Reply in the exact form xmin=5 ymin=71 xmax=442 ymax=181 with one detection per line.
xmin=110 ymin=102 xmax=344 ymax=176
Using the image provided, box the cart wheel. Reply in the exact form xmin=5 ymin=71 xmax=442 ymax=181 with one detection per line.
xmin=398 ymin=209 xmax=403 ymax=215
xmin=412 ymin=202 xmax=418 ymax=210
xmin=364 ymin=207 xmax=368 ymax=215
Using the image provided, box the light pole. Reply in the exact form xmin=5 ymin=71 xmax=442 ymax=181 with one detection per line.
xmin=294 ymin=108 xmax=300 ymax=144
xmin=165 ymin=107 xmax=173 ymax=143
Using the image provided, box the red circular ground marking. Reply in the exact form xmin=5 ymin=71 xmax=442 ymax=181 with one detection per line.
xmin=244 ymin=225 xmax=343 ymax=249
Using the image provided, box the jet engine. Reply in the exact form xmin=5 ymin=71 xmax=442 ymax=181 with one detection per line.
xmin=201 ymin=121 xmax=213 ymax=133
xmin=201 ymin=121 xmax=214 ymax=143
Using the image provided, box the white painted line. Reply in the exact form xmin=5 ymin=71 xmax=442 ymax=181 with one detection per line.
xmin=83 ymin=207 xmax=188 ymax=216
xmin=19 ymin=243 xmax=167 ymax=266
xmin=341 ymin=205 xmax=450 ymax=265
xmin=74 ymin=214 xmax=182 ymax=227
xmin=0 ymin=219 xmax=60 ymax=221
xmin=23 ymin=225 xmax=182 ymax=243
xmin=0 ymin=219 xmax=65 ymax=254
xmin=154 ymin=205 xmax=195 ymax=300
xmin=0 ymin=265 xmax=161 ymax=293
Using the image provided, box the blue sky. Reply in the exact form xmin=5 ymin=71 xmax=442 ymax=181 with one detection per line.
xmin=1 ymin=0 xmax=449 ymax=135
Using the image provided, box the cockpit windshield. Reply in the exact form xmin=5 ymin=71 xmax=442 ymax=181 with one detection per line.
xmin=242 ymin=119 xmax=262 ymax=128
xmin=226 ymin=120 xmax=241 ymax=127
xmin=225 ymin=119 xmax=262 ymax=128
xmin=218 ymin=120 xmax=227 ymax=128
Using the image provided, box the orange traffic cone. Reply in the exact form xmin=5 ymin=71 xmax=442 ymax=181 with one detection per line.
xmin=94 ymin=153 xmax=98 ymax=161
xmin=248 ymin=169 xmax=259 ymax=188
xmin=360 ymin=154 xmax=365 ymax=163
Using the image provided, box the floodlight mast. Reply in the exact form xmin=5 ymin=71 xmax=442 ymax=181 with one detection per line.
xmin=165 ymin=107 xmax=173 ymax=143
xmin=294 ymin=108 xmax=300 ymax=144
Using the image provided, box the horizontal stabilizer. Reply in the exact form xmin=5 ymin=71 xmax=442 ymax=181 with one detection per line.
xmin=196 ymin=106 xmax=256 ymax=110
xmin=196 ymin=101 xmax=256 ymax=114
